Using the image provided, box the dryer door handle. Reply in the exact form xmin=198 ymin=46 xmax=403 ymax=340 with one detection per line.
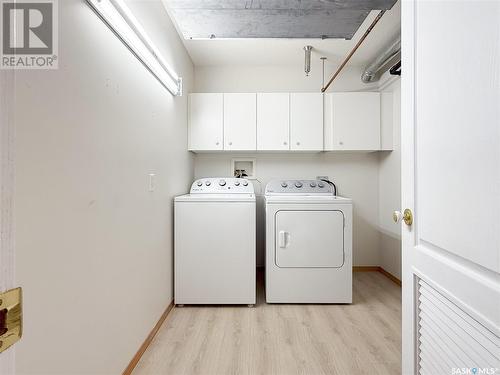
xmin=278 ymin=230 xmax=289 ymax=248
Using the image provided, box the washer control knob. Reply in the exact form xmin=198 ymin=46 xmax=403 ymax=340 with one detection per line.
xmin=205 ymin=181 xmax=211 ymax=186
xmin=242 ymin=180 xmax=248 ymax=186
xmin=219 ymin=179 xmax=226 ymax=186
xmin=318 ymin=182 xmax=325 ymax=188
xmin=295 ymin=181 xmax=303 ymax=188
xmin=234 ymin=181 xmax=240 ymax=186
xmin=310 ymin=182 xmax=317 ymax=188
xmin=281 ymin=182 xmax=288 ymax=188
xmin=197 ymin=181 xmax=203 ymax=187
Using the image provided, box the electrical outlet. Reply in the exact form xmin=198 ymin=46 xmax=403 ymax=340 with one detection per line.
xmin=316 ymin=175 xmax=329 ymax=181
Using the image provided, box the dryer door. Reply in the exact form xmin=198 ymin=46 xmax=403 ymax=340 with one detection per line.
xmin=275 ymin=210 xmax=344 ymax=268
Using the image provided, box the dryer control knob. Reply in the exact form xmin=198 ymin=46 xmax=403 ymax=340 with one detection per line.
xmin=295 ymin=181 xmax=303 ymax=188
xmin=281 ymin=182 xmax=288 ymax=188
xmin=219 ymin=179 xmax=226 ymax=186
xmin=234 ymin=181 xmax=240 ymax=186
xmin=205 ymin=181 xmax=211 ymax=186
xmin=242 ymin=180 xmax=248 ymax=186
xmin=318 ymin=182 xmax=325 ymax=188
xmin=197 ymin=181 xmax=203 ymax=187
xmin=310 ymin=182 xmax=317 ymax=187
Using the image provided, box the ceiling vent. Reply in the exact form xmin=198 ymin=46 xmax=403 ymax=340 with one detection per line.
xmin=164 ymin=0 xmax=398 ymax=39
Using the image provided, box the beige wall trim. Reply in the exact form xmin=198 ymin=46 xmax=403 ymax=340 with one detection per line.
xmin=378 ymin=267 xmax=402 ymax=286
xmin=353 ymin=266 xmax=401 ymax=286
xmin=123 ymin=301 xmax=175 ymax=375
xmin=352 ymin=266 xmax=380 ymax=272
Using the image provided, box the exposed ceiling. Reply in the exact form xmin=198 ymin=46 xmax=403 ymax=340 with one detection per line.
xmin=164 ymin=0 xmax=397 ymax=39
xmin=161 ymin=0 xmax=401 ymax=67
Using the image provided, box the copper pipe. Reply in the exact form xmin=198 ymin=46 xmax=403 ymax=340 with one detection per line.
xmin=321 ymin=10 xmax=386 ymax=93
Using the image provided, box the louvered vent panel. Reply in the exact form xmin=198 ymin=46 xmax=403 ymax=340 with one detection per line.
xmin=417 ymin=279 xmax=500 ymax=375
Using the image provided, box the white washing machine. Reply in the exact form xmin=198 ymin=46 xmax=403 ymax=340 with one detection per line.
xmin=174 ymin=177 xmax=256 ymax=305
xmin=265 ymin=179 xmax=352 ymax=303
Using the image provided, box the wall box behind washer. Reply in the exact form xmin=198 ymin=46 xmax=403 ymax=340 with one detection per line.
xmin=231 ymin=158 xmax=256 ymax=179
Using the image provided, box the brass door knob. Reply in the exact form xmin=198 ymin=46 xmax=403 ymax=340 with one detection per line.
xmin=393 ymin=210 xmax=402 ymax=223
xmin=403 ymin=209 xmax=413 ymax=225
xmin=0 ymin=287 xmax=22 ymax=353
xmin=393 ymin=209 xmax=413 ymax=226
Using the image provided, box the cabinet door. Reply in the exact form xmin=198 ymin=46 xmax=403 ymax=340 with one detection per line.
xmin=290 ymin=93 xmax=324 ymax=151
xmin=331 ymin=92 xmax=381 ymax=150
xmin=257 ymin=93 xmax=289 ymax=150
xmin=223 ymin=93 xmax=257 ymax=151
xmin=188 ymin=93 xmax=223 ymax=151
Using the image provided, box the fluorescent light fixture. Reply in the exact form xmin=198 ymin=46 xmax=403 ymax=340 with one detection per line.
xmin=87 ymin=0 xmax=182 ymax=96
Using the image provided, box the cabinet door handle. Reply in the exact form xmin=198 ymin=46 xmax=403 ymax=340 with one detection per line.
xmin=228 ymin=141 xmax=232 ymax=146
xmin=296 ymin=142 xmax=300 ymax=146
xmin=215 ymin=141 xmax=219 ymax=146
xmin=283 ymin=141 xmax=288 ymax=146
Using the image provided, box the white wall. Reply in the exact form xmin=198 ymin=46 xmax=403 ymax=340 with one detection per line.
xmin=13 ymin=1 xmax=193 ymax=374
xmin=379 ymin=80 xmax=402 ymax=279
xmin=193 ymin=63 xmax=387 ymax=267
xmin=194 ymin=63 xmax=378 ymax=93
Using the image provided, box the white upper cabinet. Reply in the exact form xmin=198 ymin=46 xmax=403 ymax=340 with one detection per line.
xmin=327 ymin=92 xmax=381 ymax=151
xmin=223 ymin=93 xmax=257 ymax=151
xmin=257 ymin=93 xmax=290 ymax=150
xmin=188 ymin=93 xmax=223 ymax=151
xmin=290 ymin=93 xmax=324 ymax=151
xmin=188 ymin=92 xmax=387 ymax=152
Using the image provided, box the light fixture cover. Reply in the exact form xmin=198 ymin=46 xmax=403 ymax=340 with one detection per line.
xmin=87 ymin=0 xmax=182 ymax=96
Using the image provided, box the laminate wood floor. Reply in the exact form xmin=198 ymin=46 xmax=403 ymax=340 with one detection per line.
xmin=133 ymin=271 xmax=401 ymax=375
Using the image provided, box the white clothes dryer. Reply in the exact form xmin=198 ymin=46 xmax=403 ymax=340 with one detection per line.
xmin=265 ymin=179 xmax=352 ymax=303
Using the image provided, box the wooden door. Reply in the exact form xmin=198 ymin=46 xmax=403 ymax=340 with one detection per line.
xmin=401 ymin=2 xmax=500 ymax=373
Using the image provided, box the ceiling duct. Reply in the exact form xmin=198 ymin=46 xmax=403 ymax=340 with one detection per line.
xmin=361 ymin=36 xmax=401 ymax=83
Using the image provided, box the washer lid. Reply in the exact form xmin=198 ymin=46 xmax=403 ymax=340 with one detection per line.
xmin=175 ymin=193 xmax=255 ymax=202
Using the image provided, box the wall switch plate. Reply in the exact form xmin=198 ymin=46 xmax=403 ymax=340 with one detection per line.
xmin=148 ymin=173 xmax=155 ymax=192
xmin=316 ymin=175 xmax=329 ymax=181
